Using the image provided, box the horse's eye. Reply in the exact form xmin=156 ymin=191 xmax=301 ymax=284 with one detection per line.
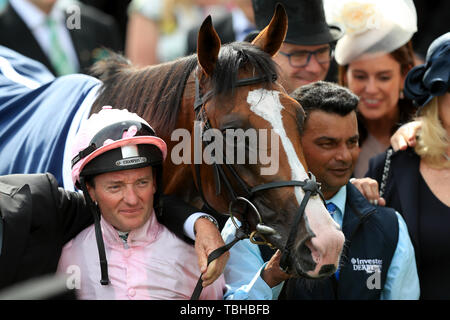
xmin=218 ymin=115 xmax=245 ymax=132
xmin=221 ymin=126 xmax=238 ymax=135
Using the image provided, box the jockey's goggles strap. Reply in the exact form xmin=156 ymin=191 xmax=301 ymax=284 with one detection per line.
xmin=71 ymin=120 xmax=156 ymax=167
xmin=71 ymin=144 xmax=96 ymax=167
xmin=80 ymin=144 xmax=163 ymax=177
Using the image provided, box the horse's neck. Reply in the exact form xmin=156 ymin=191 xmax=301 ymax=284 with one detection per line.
xmin=161 ymin=75 xmax=197 ymax=199
xmin=161 ymin=71 xmax=237 ymax=212
xmin=162 ymin=161 xmax=195 ymax=195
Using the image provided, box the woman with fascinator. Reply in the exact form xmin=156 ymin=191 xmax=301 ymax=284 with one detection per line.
xmin=325 ymin=0 xmax=418 ymax=178
xmin=365 ymin=32 xmax=450 ymax=299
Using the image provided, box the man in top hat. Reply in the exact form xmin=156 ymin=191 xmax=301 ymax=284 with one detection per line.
xmin=252 ymin=0 xmax=343 ymax=93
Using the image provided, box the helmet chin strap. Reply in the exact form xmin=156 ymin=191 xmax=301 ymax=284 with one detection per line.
xmin=79 ymin=177 xmax=110 ymax=285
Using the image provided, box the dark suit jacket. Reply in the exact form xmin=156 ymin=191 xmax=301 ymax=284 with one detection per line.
xmin=366 ymin=148 xmax=422 ymax=265
xmin=0 ymin=173 xmax=90 ymax=290
xmin=0 ymin=173 xmax=201 ymax=291
xmin=263 ymin=183 xmax=398 ymax=300
xmin=0 ymin=3 xmax=122 ymax=76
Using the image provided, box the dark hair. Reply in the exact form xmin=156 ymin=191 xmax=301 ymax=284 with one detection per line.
xmin=337 ymin=41 xmax=417 ymax=143
xmin=337 ymin=41 xmax=415 ymax=86
xmin=290 ymin=81 xmax=359 ymax=120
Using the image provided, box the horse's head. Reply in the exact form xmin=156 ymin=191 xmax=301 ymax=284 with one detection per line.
xmin=89 ymin=4 xmax=345 ymax=279
xmin=193 ymin=5 xmax=345 ymax=278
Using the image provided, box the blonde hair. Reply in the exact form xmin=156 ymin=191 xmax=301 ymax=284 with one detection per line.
xmin=415 ymin=97 xmax=450 ymax=169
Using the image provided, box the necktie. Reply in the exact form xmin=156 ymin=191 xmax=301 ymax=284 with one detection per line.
xmin=326 ymin=202 xmax=337 ymax=216
xmin=326 ymin=202 xmax=340 ymax=280
xmin=45 ymin=17 xmax=75 ymax=76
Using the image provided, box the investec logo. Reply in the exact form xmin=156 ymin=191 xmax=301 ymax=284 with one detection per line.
xmin=351 ymin=258 xmax=382 ymax=273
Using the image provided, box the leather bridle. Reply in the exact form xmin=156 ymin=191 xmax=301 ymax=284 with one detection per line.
xmin=190 ymin=69 xmax=324 ymax=299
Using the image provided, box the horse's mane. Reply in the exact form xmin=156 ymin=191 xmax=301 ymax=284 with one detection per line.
xmin=89 ymin=42 xmax=277 ymax=137
xmin=89 ymin=53 xmax=197 ymax=137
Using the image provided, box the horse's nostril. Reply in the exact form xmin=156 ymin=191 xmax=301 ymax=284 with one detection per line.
xmin=318 ymin=264 xmax=336 ymax=276
xmin=296 ymin=239 xmax=316 ymax=272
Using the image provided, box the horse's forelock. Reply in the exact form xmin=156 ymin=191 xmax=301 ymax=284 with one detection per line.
xmin=212 ymin=42 xmax=278 ymax=97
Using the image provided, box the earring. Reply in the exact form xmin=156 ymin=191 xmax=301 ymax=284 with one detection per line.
xmin=399 ymin=89 xmax=404 ymax=99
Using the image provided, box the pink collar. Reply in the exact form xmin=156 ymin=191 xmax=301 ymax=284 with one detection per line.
xmin=100 ymin=210 xmax=161 ymax=248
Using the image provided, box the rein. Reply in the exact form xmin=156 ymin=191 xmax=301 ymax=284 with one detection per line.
xmin=190 ymin=70 xmax=323 ymax=299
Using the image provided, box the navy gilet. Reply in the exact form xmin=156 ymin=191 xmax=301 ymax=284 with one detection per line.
xmin=259 ymin=183 xmax=399 ymax=300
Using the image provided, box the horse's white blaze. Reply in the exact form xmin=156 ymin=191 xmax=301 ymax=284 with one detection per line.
xmin=247 ymin=89 xmax=308 ymax=205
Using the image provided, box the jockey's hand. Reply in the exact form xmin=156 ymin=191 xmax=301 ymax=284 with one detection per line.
xmin=391 ymin=120 xmax=422 ymax=151
xmin=261 ymin=250 xmax=291 ymax=288
xmin=194 ymin=218 xmax=229 ymax=287
xmin=350 ymin=177 xmax=386 ymax=206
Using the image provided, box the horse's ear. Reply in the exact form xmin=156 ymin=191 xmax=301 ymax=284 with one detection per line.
xmin=251 ymin=3 xmax=287 ymax=57
xmin=197 ymin=15 xmax=221 ymax=76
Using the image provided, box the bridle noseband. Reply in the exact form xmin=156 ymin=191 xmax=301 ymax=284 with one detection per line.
xmin=190 ymin=68 xmax=324 ymax=299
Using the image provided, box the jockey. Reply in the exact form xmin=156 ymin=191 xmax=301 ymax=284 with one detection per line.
xmin=64 ymin=106 xmax=225 ymax=299
xmin=0 ymin=46 xmax=228 ymax=295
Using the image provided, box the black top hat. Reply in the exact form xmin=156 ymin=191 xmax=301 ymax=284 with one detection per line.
xmin=252 ymin=0 xmax=343 ymax=46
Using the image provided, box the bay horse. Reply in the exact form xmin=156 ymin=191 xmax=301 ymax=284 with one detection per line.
xmin=89 ymin=5 xmax=344 ymax=278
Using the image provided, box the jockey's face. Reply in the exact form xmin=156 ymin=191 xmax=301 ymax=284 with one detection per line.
xmin=87 ymin=166 xmax=156 ymax=232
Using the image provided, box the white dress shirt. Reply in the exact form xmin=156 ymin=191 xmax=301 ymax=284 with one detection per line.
xmin=9 ymin=0 xmax=79 ymax=71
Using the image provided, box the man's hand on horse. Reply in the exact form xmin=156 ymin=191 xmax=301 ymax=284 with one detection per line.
xmin=194 ymin=217 xmax=229 ymax=287
xmin=350 ymin=177 xmax=386 ymax=206
xmin=261 ymin=249 xmax=291 ymax=288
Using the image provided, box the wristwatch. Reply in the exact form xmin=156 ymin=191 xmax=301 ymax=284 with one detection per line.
xmin=194 ymin=214 xmax=219 ymax=236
